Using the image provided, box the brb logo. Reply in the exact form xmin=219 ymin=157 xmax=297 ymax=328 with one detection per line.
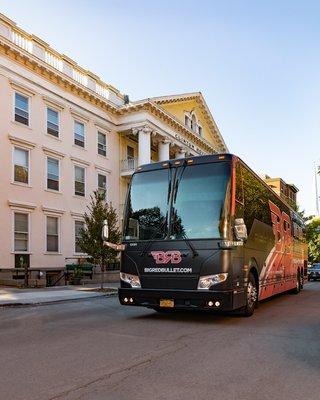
xmin=150 ymin=251 xmax=182 ymax=265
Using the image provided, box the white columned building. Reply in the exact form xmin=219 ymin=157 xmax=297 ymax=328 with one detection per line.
xmin=158 ymin=139 xmax=171 ymax=162
xmin=136 ymin=127 xmax=152 ymax=166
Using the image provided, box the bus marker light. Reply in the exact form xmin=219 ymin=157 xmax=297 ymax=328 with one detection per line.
xmin=215 ymin=301 xmax=221 ymax=307
xmin=187 ymin=159 xmax=194 ymax=164
xmin=124 ymin=297 xmax=128 ymax=303
xmin=218 ymin=155 xmax=225 ymax=160
xmin=208 ymin=301 xmax=214 ymax=307
xmin=129 ymin=297 xmax=134 ymax=303
xmin=174 ymin=161 xmax=181 ymax=165
xmin=162 ymin=163 xmax=169 ymax=167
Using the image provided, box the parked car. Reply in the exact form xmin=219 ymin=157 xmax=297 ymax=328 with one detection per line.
xmin=308 ymin=263 xmax=320 ymax=281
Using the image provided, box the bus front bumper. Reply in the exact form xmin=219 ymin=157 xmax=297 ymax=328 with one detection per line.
xmin=118 ymin=288 xmax=245 ymax=311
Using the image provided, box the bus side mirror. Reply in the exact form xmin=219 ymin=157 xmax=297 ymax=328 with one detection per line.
xmin=234 ymin=218 xmax=248 ymax=241
xmin=102 ymin=219 xmax=109 ymax=241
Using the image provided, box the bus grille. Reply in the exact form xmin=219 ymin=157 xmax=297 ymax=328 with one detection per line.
xmin=141 ymin=276 xmax=198 ymax=290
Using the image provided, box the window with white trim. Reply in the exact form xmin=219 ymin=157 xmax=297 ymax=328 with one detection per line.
xmin=75 ymin=220 xmax=85 ymax=253
xmin=47 ymin=107 xmax=59 ymax=137
xmin=74 ymin=121 xmax=85 ymax=147
xmin=47 ymin=157 xmax=59 ymax=191
xmin=15 ymin=92 xmax=29 ymax=125
xmin=14 ymin=147 xmax=29 ymax=184
xmin=98 ymin=132 xmax=107 ymax=156
xmin=74 ymin=165 xmax=85 ymax=196
xmin=14 ymin=212 xmax=29 ymax=252
xmin=46 ymin=216 xmax=59 ymax=252
xmin=198 ymin=126 xmax=202 ymax=137
xmin=98 ymin=173 xmax=107 ymax=200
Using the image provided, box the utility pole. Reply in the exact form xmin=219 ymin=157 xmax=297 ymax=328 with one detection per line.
xmin=315 ymin=162 xmax=320 ymax=216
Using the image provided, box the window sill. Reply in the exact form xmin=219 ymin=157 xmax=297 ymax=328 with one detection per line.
xmin=12 ymin=120 xmax=32 ymax=130
xmin=45 ymin=189 xmax=62 ymax=195
xmin=45 ymin=133 xmax=61 ymax=142
xmin=97 ymin=153 xmax=109 ymax=160
xmin=73 ymin=195 xmax=86 ymax=200
xmin=44 ymin=252 xmax=62 ymax=255
xmin=73 ymin=144 xmax=87 ymax=151
xmin=11 ymin=182 xmax=32 ymax=188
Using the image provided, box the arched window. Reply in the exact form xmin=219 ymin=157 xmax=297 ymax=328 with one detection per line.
xmin=191 ymin=114 xmax=197 ymax=132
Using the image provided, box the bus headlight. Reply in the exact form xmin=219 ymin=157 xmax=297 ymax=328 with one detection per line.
xmin=197 ymin=273 xmax=228 ymax=289
xmin=120 ymin=272 xmax=141 ymax=288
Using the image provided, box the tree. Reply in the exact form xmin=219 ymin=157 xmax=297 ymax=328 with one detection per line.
xmin=77 ymin=190 xmax=121 ymax=288
xmin=306 ymin=217 xmax=320 ymax=264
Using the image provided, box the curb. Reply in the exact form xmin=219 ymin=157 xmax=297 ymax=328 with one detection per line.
xmin=0 ymin=291 xmax=118 ymax=308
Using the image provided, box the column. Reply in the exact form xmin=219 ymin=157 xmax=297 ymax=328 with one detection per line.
xmin=175 ymin=148 xmax=187 ymax=159
xmin=138 ymin=126 xmax=152 ymax=166
xmin=158 ymin=139 xmax=170 ymax=161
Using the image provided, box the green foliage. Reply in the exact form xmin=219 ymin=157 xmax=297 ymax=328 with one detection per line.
xmin=306 ymin=217 xmax=320 ymax=263
xmin=74 ymin=266 xmax=84 ymax=279
xmin=77 ymin=190 xmax=121 ymax=265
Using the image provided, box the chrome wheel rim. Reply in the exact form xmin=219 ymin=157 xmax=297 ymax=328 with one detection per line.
xmin=247 ymin=281 xmax=257 ymax=308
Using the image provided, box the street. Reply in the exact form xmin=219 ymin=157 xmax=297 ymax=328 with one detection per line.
xmin=1 ymin=283 xmax=320 ymax=400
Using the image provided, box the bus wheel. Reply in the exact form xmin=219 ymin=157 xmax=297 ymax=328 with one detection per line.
xmin=300 ymin=272 xmax=304 ymax=290
xmin=240 ymin=272 xmax=258 ymax=317
xmin=291 ymin=272 xmax=301 ymax=294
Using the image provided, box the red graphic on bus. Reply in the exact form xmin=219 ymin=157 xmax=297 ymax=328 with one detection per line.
xmin=151 ymin=251 xmax=182 ymax=264
xmin=259 ymin=201 xmax=293 ymax=300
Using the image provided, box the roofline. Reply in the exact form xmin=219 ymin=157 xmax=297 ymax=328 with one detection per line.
xmin=147 ymin=92 xmax=229 ymax=151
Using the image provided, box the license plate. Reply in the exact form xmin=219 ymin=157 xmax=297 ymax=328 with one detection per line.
xmin=159 ymin=299 xmax=174 ymax=308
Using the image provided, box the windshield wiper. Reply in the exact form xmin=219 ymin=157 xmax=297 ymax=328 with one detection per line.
xmin=139 ymin=216 xmax=168 ymax=257
xmin=171 ymin=212 xmax=198 ymax=258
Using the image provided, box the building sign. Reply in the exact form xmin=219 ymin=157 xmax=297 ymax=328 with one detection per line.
xmin=174 ymin=133 xmax=206 ymax=155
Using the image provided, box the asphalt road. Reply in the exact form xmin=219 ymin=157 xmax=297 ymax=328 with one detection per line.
xmin=1 ymin=282 xmax=320 ymax=400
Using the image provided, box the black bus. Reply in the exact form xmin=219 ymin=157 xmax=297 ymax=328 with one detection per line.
xmin=111 ymin=154 xmax=307 ymax=316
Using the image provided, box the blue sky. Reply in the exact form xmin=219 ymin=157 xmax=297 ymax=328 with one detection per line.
xmin=1 ymin=0 xmax=320 ymax=214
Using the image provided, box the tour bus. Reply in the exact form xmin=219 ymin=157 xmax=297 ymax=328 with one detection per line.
xmin=103 ymin=154 xmax=307 ymax=316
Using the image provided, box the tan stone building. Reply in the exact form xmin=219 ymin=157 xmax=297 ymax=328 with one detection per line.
xmin=263 ymin=176 xmax=299 ymax=208
xmin=0 ymin=13 xmax=228 ymax=285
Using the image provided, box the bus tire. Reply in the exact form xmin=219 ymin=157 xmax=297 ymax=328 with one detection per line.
xmin=291 ymin=272 xmax=301 ymax=294
xmin=240 ymin=272 xmax=258 ymax=317
xmin=300 ymin=271 xmax=304 ymax=290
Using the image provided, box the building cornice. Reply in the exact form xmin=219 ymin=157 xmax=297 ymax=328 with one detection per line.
xmin=0 ymin=23 xmax=225 ymax=155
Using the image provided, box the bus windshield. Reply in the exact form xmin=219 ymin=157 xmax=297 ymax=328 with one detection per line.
xmin=123 ymin=162 xmax=231 ymax=241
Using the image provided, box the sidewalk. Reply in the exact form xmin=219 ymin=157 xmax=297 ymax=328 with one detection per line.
xmin=0 ymin=283 xmax=119 ymax=307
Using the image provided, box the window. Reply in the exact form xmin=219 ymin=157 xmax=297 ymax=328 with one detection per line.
xmin=127 ymin=146 xmax=135 ymax=169
xmin=75 ymin=220 xmax=85 ymax=253
xmin=46 ymin=216 xmax=59 ymax=252
xmin=47 ymin=108 xmax=59 ymax=137
xmin=14 ymin=147 xmax=29 ymax=184
xmin=127 ymin=146 xmax=134 ymax=159
xmin=191 ymin=114 xmax=197 ymax=132
xmin=198 ymin=126 xmax=202 ymax=136
xmin=74 ymin=121 xmax=85 ymax=147
xmin=47 ymin=157 xmax=59 ymax=191
xmin=15 ymin=93 xmax=29 ymax=125
xmin=14 ymin=213 xmax=29 ymax=252
xmin=98 ymin=173 xmax=107 ymax=200
xmin=74 ymin=166 xmax=85 ymax=196
xmin=185 ymin=115 xmax=190 ymax=127
xmin=98 ymin=132 xmax=107 ymax=156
